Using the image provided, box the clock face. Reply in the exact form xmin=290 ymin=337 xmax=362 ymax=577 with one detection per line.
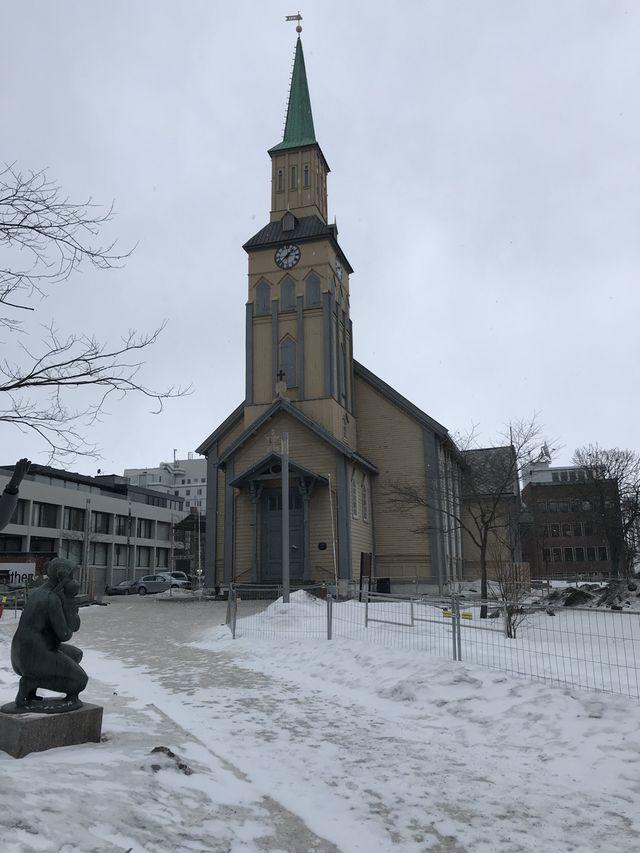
xmin=274 ymin=244 xmax=301 ymax=270
xmin=335 ymin=257 xmax=343 ymax=280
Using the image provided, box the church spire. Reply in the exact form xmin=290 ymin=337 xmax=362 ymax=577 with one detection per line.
xmin=269 ymin=37 xmax=317 ymax=153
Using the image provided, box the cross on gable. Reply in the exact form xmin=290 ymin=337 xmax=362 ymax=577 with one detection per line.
xmin=277 ymin=369 xmax=287 ymax=382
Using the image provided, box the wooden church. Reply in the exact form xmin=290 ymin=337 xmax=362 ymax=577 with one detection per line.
xmin=197 ymin=35 xmax=462 ymax=590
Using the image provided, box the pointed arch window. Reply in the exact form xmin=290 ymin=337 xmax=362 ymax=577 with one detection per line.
xmin=277 ymin=169 xmax=284 ymax=193
xmin=350 ymin=470 xmax=358 ymax=518
xmin=361 ymin=476 xmax=369 ymax=523
xmin=305 ymin=272 xmax=321 ymax=308
xmin=280 ymin=276 xmax=296 ymax=312
xmin=279 ymin=336 xmax=297 ymax=387
xmin=255 ymin=279 xmax=271 ymax=315
xmin=290 ymin=165 xmax=298 ymax=190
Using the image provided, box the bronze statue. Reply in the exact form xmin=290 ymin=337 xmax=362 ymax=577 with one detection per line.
xmin=1 ymin=558 xmax=88 ymax=714
xmin=0 ymin=458 xmax=31 ymax=531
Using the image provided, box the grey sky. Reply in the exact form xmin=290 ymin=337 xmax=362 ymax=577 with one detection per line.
xmin=3 ymin=1 xmax=638 ymax=473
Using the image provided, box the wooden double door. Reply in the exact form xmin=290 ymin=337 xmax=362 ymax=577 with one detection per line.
xmin=260 ymin=488 xmax=304 ymax=582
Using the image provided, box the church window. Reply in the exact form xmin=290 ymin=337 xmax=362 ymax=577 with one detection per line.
xmin=305 ymin=272 xmax=321 ymax=307
xmin=279 ymin=336 xmax=297 ymax=387
xmin=362 ymin=476 xmax=369 ymax=522
xmin=350 ymin=470 xmax=358 ymax=518
xmin=280 ymin=276 xmax=296 ymax=312
xmin=303 ymin=164 xmax=310 ymax=188
xmin=338 ymin=341 xmax=346 ymax=402
xmin=290 ymin=165 xmax=298 ymax=190
xmin=277 ymin=169 xmax=284 ymax=193
xmin=255 ymin=279 xmax=271 ymax=315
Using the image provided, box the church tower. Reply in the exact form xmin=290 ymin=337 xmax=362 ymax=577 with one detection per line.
xmin=243 ymin=36 xmax=356 ymax=446
xmin=197 ymin=30 xmax=461 ymax=593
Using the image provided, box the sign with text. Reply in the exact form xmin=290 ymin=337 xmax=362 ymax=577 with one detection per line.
xmin=0 ymin=562 xmax=36 ymax=585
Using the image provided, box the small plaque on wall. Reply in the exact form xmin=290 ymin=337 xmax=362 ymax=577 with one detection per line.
xmin=317 ymin=542 xmax=327 ymax=551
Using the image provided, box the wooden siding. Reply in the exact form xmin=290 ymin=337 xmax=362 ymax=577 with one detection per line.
xmin=354 ymin=375 xmax=432 ymax=579
xmin=252 ymin=318 xmax=272 ymax=405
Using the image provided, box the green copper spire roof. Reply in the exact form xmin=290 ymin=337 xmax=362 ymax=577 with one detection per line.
xmin=269 ymin=37 xmax=317 ymax=153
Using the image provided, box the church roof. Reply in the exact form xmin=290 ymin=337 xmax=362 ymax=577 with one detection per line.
xmin=353 ymin=361 xmax=455 ymax=447
xmin=197 ymin=396 xmax=377 ymax=473
xmin=269 ymin=38 xmax=317 ymax=153
xmin=243 ymin=215 xmax=352 ymax=271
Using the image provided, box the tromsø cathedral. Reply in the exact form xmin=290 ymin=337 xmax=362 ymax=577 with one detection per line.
xmin=197 ymin=36 xmax=463 ymax=589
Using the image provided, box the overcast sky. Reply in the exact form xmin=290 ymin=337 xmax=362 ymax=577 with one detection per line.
xmin=3 ymin=1 xmax=639 ymax=474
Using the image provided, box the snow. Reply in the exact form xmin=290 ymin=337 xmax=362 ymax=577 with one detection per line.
xmin=1 ymin=594 xmax=640 ymax=852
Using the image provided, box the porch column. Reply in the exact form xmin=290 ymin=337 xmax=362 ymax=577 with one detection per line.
xmin=249 ymin=480 xmax=263 ymax=583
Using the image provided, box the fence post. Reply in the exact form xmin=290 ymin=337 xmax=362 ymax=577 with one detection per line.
xmin=410 ymin=597 xmax=415 ymax=627
xmin=451 ymin=592 xmax=457 ymax=660
xmin=455 ymin=595 xmax=462 ymax=661
xmin=364 ymin=588 xmax=369 ymax=628
xmin=225 ymin=582 xmax=234 ymax=626
xmin=231 ymin=589 xmax=238 ymax=639
xmin=327 ymin=593 xmax=333 ymax=640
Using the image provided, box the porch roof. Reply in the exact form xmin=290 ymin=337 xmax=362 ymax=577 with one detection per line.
xmin=229 ymin=452 xmax=328 ymax=488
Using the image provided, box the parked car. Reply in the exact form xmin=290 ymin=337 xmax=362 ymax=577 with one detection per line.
xmin=105 ymin=580 xmax=138 ymax=596
xmin=133 ymin=573 xmax=191 ymax=595
xmin=157 ymin=571 xmax=191 ymax=589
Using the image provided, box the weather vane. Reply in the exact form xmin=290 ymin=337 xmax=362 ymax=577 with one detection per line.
xmin=285 ymin=12 xmax=303 ymax=34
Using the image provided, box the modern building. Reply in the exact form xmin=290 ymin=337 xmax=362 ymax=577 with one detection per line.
xmin=520 ymin=457 xmax=619 ymax=578
xmin=0 ymin=464 xmax=187 ymax=594
xmin=196 ymin=35 xmax=463 ymax=591
xmin=124 ymin=455 xmax=207 ymax=512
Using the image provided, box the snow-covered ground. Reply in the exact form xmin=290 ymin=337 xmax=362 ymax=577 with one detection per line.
xmin=1 ymin=595 xmax=640 ymax=853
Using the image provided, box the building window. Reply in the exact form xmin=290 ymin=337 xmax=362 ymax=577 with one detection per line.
xmin=157 ymin=522 xmax=171 ymax=541
xmin=303 ymin=164 xmax=310 ymax=187
xmin=564 ymin=547 xmax=574 ymax=562
xmin=586 ymin=546 xmax=596 ymax=561
xmin=573 ymin=522 xmax=582 ymax=536
xmin=279 ymin=336 xmax=297 ymax=387
xmin=174 ymin=490 xmax=179 ymax=496
xmin=558 ymin=501 xmax=569 ymax=512
xmin=575 ymin=546 xmax=585 ymax=561
xmin=156 ymin=548 xmax=169 ymax=568
xmin=114 ymin=544 xmax=127 ymax=567
xmin=63 ymin=506 xmax=85 ymax=532
xmin=137 ymin=546 xmax=151 ymax=568
xmin=561 ymin=523 xmax=572 ymax=537
xmin=351 ymin=471 xmax=358 ymax=518
xmin=90 ymin=542 xmax=108 ymax=566
xmin=542 ymin=548 xmax=550 ymax=563
xmin=583 ymin=522 xmax=594 ymax=537
xmin=290 ymin=164 xmax=297 ymax=190
xmin=115 ymin=514 xmax=130 ymax=536
xmin=277 ymin=169 xmax=284 ymax=192
xmin=548 ymin=501 xmax=557 ymax=513
xmin=552 ymin=547 xmax=562 ymax=562
xmin=32 ymin=502 xmax=59 ymax=529
xmin=255 ymin=279 xmax=271 ymax=315
xmin=552 ymin=473 xmax=560 ymax=483
xmin=197 ymin=489 xmax=202 ymax=495
xmin=305 ymin=272 xmax=321 ymax=307
xmin=91 ymin=511 xmax=111 ymax=534
xmin=598 ymin=546 xmax=608 ymax=561
xmin=550 ymin=523 xmax=560 ymax=538
xmin=60 ymin=539 xmax=83 ymax=563
xmin=137 ymin=518 xmax=153 ymax=539
xmin=201 ymin=478 xmax=205 ymax=483
xmin=186 ymin=490 xmax=190 ymax=496
xmin=361 ymin=476 xmax=369 ymax=523
xmin=10 ymin=499 xmax=28 ymax=526
xmin=280 ymin=276 xmax=296 ymax=311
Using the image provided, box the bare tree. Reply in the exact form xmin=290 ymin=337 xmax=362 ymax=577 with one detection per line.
xmin=0 ymin=164 xmax=187 ymax=460
xmin=572 ymin=445 xmax=640 ymax=577
xmin=387 ymin=417 xmax=542 ymax=617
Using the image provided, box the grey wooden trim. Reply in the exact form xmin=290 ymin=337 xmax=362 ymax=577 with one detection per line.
xmin=322 ymin=291 xmax=333 ymax=397
xmin=205 ymin=447 xmax=218 ymax=587
xmin=223 ymin=459 xmax=235 ymax=583
xmin=245 ymin=303 xmax=253 ymax=405
xmin=271 ymin=298 xmax=279 ymax=399
xmin=424 ymin=429 xmax=445 ymax=588
xmin=296 ymin=295 xmax=305 ymax=399
xmin=348 ymin=319 xmax=355 ymax=415
xmin=335 ymin=452 xmax=352 ymax=579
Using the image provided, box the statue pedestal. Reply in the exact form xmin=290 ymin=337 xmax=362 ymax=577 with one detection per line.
xmin=0 ymin=703 xmax=103 ymax=758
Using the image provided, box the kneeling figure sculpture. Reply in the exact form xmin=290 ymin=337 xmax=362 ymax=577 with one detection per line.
xmin=2 ymin=558 xmax=88 ymax=714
